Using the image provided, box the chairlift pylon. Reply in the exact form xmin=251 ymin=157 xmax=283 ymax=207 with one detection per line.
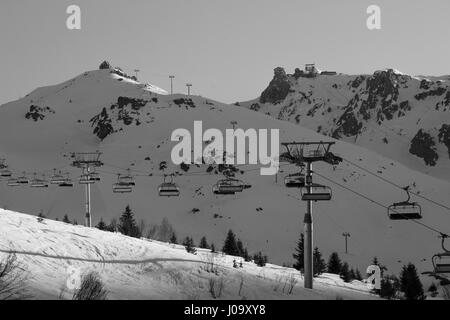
xmin=388 ymin=186 xmax=422 ymax=220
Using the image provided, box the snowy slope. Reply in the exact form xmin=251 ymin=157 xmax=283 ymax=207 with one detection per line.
xmin=240 ymin=67 xmax=450 ymax=182
xmin=0 ymin=209 xmax=378 ymax=300
xmin=0 ymin=64 xmax=449 ymax=281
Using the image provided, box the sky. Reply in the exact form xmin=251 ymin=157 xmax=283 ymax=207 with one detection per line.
xmin=0 ymin=0 xmax=449 ymax=105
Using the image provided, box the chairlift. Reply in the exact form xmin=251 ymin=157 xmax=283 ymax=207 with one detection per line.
xmin=284 ymin=173 xmax=305 ymax=188
xmin=388 ymin=186 xmax=422 ymax=220
xmin=17 ymin=172 xmax=29 ymax=185
xmin=158 ymin=175 xmax=180 ymax=197
xmin=30 ymin=174 xmax=49 ymax=188
xmin=432 ymin=235 xmax=450 ymax=274
xmin=7 ymin=178 xmax=20 ymax=187
xmin=301 ymin=184 xmax=332 ymax=201
xmin=113 ymin=183 xmax=133 ymax=194
xmin=0 ymin=169 xmax=12 ymax=177
xmin=50 ymin=169 xmax=66 ymax=184
xmin=59 ymin=173 xmax=74 ymax=187
xmin=118 ymin=169 xmax=135 ymax=186
xmin=213 ymin=178 xmax=245 ymax=195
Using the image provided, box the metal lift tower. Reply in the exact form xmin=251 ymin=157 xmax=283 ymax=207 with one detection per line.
xmin=71 ymin=152 xmax=103 ymax=228
xmin=281 ymin=141 xmax=342 ymax=289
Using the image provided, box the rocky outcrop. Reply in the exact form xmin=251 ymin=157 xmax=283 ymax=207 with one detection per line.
xmin=409 ymin=129 xmax=439 ymax=166
xmin=25 ymin=105 xmax=55 ymax=122
xmin=332 ymin=109 xmax=362 ymax=139
xmin=260 ymin=67 xmax=291 ymax=104
xmin=438 ymin=124 xmax=450 ymax=157
xmin=90 ymin=107 xmax=114 ymax=140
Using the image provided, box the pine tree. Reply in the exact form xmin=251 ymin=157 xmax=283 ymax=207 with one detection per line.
xmin=63 ymin=214 xmax=71 ymax=224
xmin=349 ymin=268 xmax=356 ymax=280
xmin=222 ymin=230 xmax=239 ymax=256
xmin=400 ymin=263 xmax=424 ymax=300
xmin=340 ymin=262 xmax=351 ymax=282
xmin=243 ymin=248 xmax=251 ymax=262
xmin=96 ymin=218 xmax=108 ymax=231
xmin=210 ymin=243 xmax=216 ymax=253
xmin=118 ymin=205 xmax=140 ymax=238
xmin=107 ymin=218 xmax=117 ymax=232
xmin=253 ymin=252 xmax=268 ymax=267
xmin=372 ymin=256 xmax=388 ymax=277
xmin=380 ymin=275 xmax=400 ymax=300
xmin=169 ymin=232 xmax=178 ymax=244
xmin=293 ymin=233 xmax=304 ymax=271
xmin=327 ymin=252 xmax=342 ymax=274
xmin=355 ymin=269 xmax=363 ymax=281
xmin=183 ymin=237 xmax=196 ymax=254
xmin=313 ymin=247 xmax=327 ymax=276
xmin=199 ymin=236 xmax=210 ymax=249
xmin=236 ymin=239 xmax=245 ymax=257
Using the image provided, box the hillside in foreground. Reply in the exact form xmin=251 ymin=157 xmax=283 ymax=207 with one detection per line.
xmin=0 ymin=209 xmax=378 ymax=300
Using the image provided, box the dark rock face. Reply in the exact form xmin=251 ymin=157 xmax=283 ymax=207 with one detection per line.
xmin=173 ymin=98 xmax=196 ymax=109
xmin=250 ymin=103 xmax=261 ymax=111
xmin=260 ymin=67 xmax=291 ymax=104
xmin=409 ymin=129 xmax=439 ymax=166
xmin=415 ymin=87 xmax=446 ymax=100
xmin=90 ymin=107 xmax=114 ymax=140
xmin=99 ymin=61 xmax=112 ymax=70
xmin=332 ymin=109 xmax=362 ymax=139
xmin=116 ymin=97 xmax=147 ymax=110
xmin=349 ymin=75 xmax=366 ymax=89
xmin=438 ymin=124 xmax=450 ymax=157
xmin=25 ymin=105 xmax=55 ymax=122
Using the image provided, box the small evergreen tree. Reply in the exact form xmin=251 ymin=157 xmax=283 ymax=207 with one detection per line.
xmin=96 ymin=218 xmax=108 ymax=231
xmin=380 ymin=275 xmax=400 ymax=300
xmin=349 ymin=268 xmax=356 ymax=280
xmin=313 ymin=247 xmax=327 ymax=276
xmin=99 ymin=61 xmax=112 ymax=70
xmin=169 ymin=232 xmax=178 ymax=244
xmin=107 ymin=218 xmax=117 ymax=232
xmin=253 ymin=252 xmax=268 ymax=267
xmin=400 ymin=263 xmax=424 ymax=300
xmin=183 ymin=237 xmax=196 ymax=254
xmin=355 ymin=269 xmax=363 ymax=281
xmin=293 ymin=233 xmax=304 ymax=271
xmin=340 ymin=262 xmax=351 ymax=282
xmin=63 ymin=213 xmax=71 ymax=223
xmin=372 ymin=256 xmax=388 ymax=277
xmin=118 ymin=205 xmax=140 ymax=238
xmin=210 ymin=243 xmax=216 ymax=253
xmin=222 ymin=230 xmax=239 ymax=256
xmin=327 ymin=252 xmax=342 ymax=274
xmin=428 ymin=283 xmax=438 ymax=297
xmin=199 ymin=236 xmax=210 ymax=249
xmin=236 ymin=239 xmax=245 ymax=257
xmin=243 ymin=248 xmax=251 ymax=262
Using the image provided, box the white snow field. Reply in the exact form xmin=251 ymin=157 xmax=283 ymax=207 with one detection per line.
xmin=0 ymin=209 xmax=378 ymax=300
xmin=0 ymin=66 xmax=448 ymax=290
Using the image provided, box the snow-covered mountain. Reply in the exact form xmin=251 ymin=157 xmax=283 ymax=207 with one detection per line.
xmin=239 ymin=67 xmax=450 ymax=182
xmin=0 ymin=209 xmax=377 ymax=300
xmin=0 ymin=62 xmax=449 ymax=284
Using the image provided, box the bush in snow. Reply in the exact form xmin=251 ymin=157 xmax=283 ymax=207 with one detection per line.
xmin=72 ymin=272 xmax=108 ymax=300
xmin=99 ymin=61 xmax=112 ymax=70
xmin=0 ymin=253 xmax=29 ymax=300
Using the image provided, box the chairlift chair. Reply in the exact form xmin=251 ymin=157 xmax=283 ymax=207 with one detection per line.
xmin=0 ymin=168 xmax=12 ymax=177
xmin=79 ymin=174 xmax=95 ymax=185
xmin=59 ymin=173 xmax=74 ymax=187
xmin=50 ymin=170 xmax=66 ymax=184
xmin=284 ymin=173 xmax=305 ymax=188
xmin=388 ymin=186 xmax=422 ymax=220
xmin=301 ymin=184 xmax=332 ymax=201
xmin=158 ymin=175 xmax=180 ymax=197
xmin=118 ymin=169 xmax=135 ymax=186
xmin=30 ymin=174 xmax=49 ymax=188
xmin=7 ymin=178 xmax=20 ymax=187
xmin=432 ymin=235 xmax=450 ymax=274
xmin=113 ymin=183 xmax=133 ymax=194
xmin=17 ymin=172 xmax=29 ymax=185
xmin=213 ymin=178 xmax=244 ymax=195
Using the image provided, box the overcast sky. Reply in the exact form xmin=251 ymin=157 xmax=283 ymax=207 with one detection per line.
xmin=0 ymin=0 xmax=449 ymax=105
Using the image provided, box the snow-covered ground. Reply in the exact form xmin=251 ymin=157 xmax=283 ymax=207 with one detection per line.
xmin=0 ymin=209 xmax=378 ymax=300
